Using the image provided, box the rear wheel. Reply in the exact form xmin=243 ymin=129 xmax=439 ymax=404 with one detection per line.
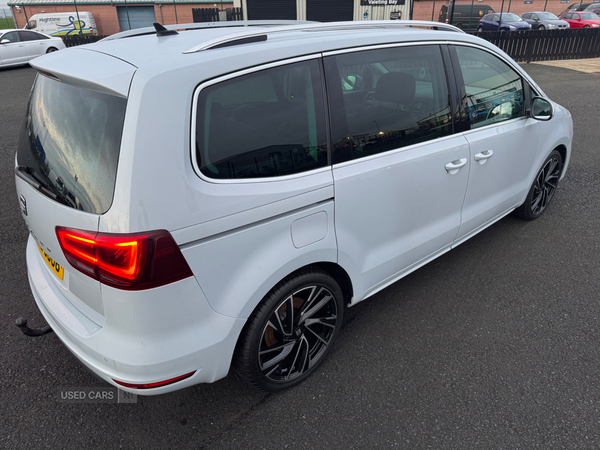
xmin=235 ymin=269 xmax=344 ymax=392
xmin=477 ymin=26 xmax=484 ymax=32
xmin=46 ymin=47 xmax=58 ymax=53
xmin=515 ymin=150 xmax=563 ymax=220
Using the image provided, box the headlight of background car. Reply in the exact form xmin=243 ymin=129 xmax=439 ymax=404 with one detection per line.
xmin=593 ymin=24 xmax=600 ymax=28
xmin=548 ymin=24 xmax=557 ymax=29
xmin=509 ymin=25 xmax=516 ymax=30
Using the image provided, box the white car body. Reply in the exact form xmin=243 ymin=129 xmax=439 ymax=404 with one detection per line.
xmin=15 ymin=21 xmax=572 ymax=394
xmin=0 ymin=29 xmax=65 ymax=68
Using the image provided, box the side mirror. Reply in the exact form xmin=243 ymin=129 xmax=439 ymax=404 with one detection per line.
xmin=0 ymin=39 xmax=10 ymax=45
xmin=531 ymin=97 xmax=553 ymax=120
xmin=341 ymin=74 xmax=363 ymax=91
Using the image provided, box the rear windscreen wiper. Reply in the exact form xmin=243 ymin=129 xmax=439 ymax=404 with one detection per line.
xmin=15 ymin=165 xmax=72 ymax=208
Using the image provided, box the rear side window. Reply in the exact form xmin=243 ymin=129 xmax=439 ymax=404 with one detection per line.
xmin=454 ymin=46 xmax=525 ymax=130
xmin=17 ymin=74 xmax=126 ymax=214
xmin=194 ymin=59 xmax=327 ymax=180
xmin=325 ymin=45 xmax=453 ymax=164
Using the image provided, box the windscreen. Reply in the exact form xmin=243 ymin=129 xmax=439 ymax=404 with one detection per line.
xmin=17 ymin=74 xmax=127 ymax=214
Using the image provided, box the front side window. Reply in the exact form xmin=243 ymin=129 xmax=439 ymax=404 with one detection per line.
xmin=325 ymin=45 xmax=452 ymax=163
xmin=454 ymin=46 xmax=525 ymax=130
xmin=195 ymin=59 xmax=327 ymax=180
xmin=1 ymin=31 xmax=20 ymax=42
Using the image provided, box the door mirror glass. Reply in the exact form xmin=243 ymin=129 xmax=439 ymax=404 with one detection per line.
xmin=532 ymin=97 xmax=553 ymax=120
xmin=341 ymin=74 xmax=363 ymax=91
xmin=0 ymin=39 xmax=9 ymax=44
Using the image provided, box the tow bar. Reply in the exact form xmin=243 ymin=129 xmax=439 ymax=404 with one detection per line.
xmin=15 ymin=317 xmax=53 ymax=337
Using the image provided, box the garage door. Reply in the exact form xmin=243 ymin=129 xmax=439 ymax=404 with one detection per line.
xmin=306 ymin=0 xmax=354 ymax=22
xmin=246 ymin=0 xmax=296 ymax=20
xmin=117 ymin=5 xmax=156 ymax=31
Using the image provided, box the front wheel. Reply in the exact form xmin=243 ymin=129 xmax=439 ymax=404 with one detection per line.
xmin=235 ymin=269 xmax=344 ymax=392
xmin=539 ymin=25 xmax=546 ymax=30
xmin=584 ymin=25 xmax=591 ymax=29
xmin=515 ymin=150 xmax=563 ymax=220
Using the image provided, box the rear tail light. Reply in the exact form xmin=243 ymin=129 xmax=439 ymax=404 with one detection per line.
xmin=56 ymin=227 xmax=193 ymax=290
xmin=112 ymin=371 xmax=196 ymax=389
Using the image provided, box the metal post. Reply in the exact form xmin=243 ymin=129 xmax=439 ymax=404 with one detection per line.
xmin=507 ymin=0 xmax=512 ymax=13
xmin=544 ymin=0 xmax=549 ymax=11
xmin=23 ymin=4 xmax=29 ymax=26
xmin=124 ymin=0 xmax=131 ymax=30
xmin=431 ymin=0 xmax=436 ymax=21
xmin=499 ymin=0 xmax=505 ymax=31
xmin=449 ymin=0 xmax=455 ymax=26
xmin=469 ymin=0 xmax=475 ymax=32
xmin=73 ymin=0 xmax=81 ymax=35
xmin=409 ymin=0 xmax=414 ymax=20
xmin=173 ymin=0 xmax=178 ymax=24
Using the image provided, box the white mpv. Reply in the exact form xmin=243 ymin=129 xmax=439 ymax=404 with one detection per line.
xmin=15 ymin=20 xmax=572 ymax=394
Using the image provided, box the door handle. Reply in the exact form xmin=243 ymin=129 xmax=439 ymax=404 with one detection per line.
xmin=474 ymin=150 xmax=494 ymax=164
xmin=444 ymin=158 xmax=467 ymax=175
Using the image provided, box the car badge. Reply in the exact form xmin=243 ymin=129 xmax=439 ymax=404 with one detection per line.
xmin=19 ymin=195 xmax=27 ymax=216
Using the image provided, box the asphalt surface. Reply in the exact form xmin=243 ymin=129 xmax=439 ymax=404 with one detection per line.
xmin=1 ymin=61 xmax=599 ymax=449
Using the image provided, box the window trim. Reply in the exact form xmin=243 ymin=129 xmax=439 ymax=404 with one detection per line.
xmin=190 ymin=53 xmax=330 ymax=184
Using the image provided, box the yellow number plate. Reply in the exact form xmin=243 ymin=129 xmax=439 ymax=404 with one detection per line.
xmin=38 ymin=244 xmax=64 ymax=280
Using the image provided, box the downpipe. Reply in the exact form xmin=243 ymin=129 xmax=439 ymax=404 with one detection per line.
xmin=15 ymin=317 xmax=54 ymax=337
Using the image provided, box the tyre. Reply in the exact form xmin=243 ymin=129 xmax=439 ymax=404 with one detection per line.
xmin=584 ymin=25 xmax=591 ymax=29
xmin=477 ymin=26 xmax=483 ymax=32
xmin=46 ymin=47 xmax=58 ymax=53
xmin=539 ymin=25 xmax=545 ymax=31
xmin=515 ymin=150 xmax=563 ymax=220
xmin=235 ymin=269 xmax=344 ymax=392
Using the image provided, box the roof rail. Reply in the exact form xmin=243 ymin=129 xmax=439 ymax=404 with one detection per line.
xmin=183 ymin=20 xmax=464 ymax=54
xmin=100 ymin=20 xmax=311 ymax=42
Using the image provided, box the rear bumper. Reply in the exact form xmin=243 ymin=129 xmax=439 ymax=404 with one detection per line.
xmin=26 ymin=235 xmax=245 ymax=395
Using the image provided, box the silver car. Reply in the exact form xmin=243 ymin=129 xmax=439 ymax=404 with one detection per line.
xmin=521 ymin=12 xmax=570 ymax=30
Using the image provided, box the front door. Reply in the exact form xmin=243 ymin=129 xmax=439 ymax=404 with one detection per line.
xmin=450 ymin=45 xmax=540 ymax=243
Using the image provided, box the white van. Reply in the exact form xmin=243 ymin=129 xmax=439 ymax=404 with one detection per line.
xmin=25 ymin=12 xmax=97 ymax=36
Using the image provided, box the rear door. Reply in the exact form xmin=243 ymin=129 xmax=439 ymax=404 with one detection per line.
xmin=18 ymin=31 xmax=46 ymax=59
xmin=325 ymin=44 xmax=469 ymax=302
xmin=449 ymin=44 xmax=539 ymax=244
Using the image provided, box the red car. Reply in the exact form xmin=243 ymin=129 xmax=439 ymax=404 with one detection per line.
xmin=560 ymin=11 xmax=600 ymax=28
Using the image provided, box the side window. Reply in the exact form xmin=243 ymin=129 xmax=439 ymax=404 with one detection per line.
xmin=18 ymin=31 xmax=45 ymax=41
xmin=325 ymin=45 xmax=453 ymax=163
xmin=2 ymin=31 xmax=20 ymax=42
xmin=195 ymin=59 xmax=327 ymax=179
xmin=455 ymin=46 xmax=525 ymax=130
xmin=531 ymin=14 xmax=539 ymax=20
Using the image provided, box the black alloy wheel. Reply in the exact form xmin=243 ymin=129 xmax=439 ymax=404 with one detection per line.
xmin=516 ymin=150 xmax=563 ymax=220
xmin=235 ymin=269 xmax=344 ymax=391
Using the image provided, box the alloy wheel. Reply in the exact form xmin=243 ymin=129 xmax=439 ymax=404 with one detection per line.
xmin=530 ymin=155 xmax=560 ymax=215
xmin=258 ymin=285 xmax=338 ymax=383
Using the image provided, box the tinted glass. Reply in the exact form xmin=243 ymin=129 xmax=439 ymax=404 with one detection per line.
xmin=17 ymin=74 xmax=127 ymax=213
xmin=195 ymin=59 xmax=327 ymax=179
xmin=18 ymin=31 xmax=44 ymax=41
xmin=2 ymin=31 xmax=19 ymax=42
xmin=455 ymin=46 xmax=525 ymax=130
xmin=325 ymin=45 xmax=452 ymax=163
xmin=581 ymin=12 xmax=600 ymax=19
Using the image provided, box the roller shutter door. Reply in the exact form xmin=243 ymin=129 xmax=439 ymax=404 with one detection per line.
xmin=117 ymin=6 xmax=156 ymax=31
xmin=307 ymin=0 xmax=354 ymax=22
xmin=246 ymin=0 xmax=297 ymax=20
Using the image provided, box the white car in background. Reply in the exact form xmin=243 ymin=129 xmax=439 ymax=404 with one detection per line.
xmin=0 ymin=29 xmax=65 ymax=68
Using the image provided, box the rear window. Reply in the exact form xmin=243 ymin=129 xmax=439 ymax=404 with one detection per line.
xmin=17 ymin=74 xmax=126 ymax=214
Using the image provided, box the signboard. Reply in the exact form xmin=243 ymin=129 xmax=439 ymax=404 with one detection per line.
xmin=560 ymin=0 xmax=570 ymax=3
xmin=524 ymin=1 xmax=533 ymax=4
xmin=360 ymin=0 xmax=403 ymax=5
xmin=390 ymin=11 xmax=402 ymax=19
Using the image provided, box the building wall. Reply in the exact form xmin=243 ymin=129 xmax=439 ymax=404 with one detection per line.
xmin=11 ymin=2 xmax=232 ymax=36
